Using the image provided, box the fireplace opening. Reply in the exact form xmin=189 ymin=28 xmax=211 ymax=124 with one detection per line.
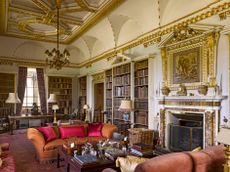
xmin=169 ymin=113 xmax=203 ymax=151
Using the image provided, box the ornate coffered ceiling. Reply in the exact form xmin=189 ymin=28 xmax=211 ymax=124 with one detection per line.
xmin=0 ymin=0 xmax=122 ymax=43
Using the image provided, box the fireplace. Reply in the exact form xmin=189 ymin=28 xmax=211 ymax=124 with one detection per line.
xmin=168 ymin=113 xmax=203 ymax=151
xmin=157 ymin=96 xmax=227 ymax=149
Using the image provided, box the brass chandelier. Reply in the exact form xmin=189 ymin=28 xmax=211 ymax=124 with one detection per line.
xmin=45 ymin=0 xmax=70 ymax=70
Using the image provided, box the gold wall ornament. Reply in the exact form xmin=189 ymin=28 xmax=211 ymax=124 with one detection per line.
xmin=176 ymin=84 xmax=187 ymax=96
xmin=198 ymin=84 xmax=208 ymax=96
xmin=161 ymin=86 xmax=170 ymax=96
xmin=159 ymin=25 xmax=220 ymax=89
xmin=92 ymin=72 xmax=104 ymax=82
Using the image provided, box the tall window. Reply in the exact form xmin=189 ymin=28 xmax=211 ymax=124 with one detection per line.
xmin=22 ymin=68 xmax=40 ymax=112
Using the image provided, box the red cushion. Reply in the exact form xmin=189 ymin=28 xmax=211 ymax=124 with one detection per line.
xmin=88 ymin=123 xmax=103 ymax=137
xmin=59 ymin=126 xmax=85 ymax=139
xmin=38 ymin=126 xmax=57 ymax=142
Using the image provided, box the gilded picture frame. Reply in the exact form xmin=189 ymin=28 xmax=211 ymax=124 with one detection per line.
xmin=171 ymin=47 xmax=201 ymax=84
xmin=167 ymin=42 xmax=207 ymax=90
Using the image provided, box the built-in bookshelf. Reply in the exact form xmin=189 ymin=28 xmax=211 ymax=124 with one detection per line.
xmin=134 ymin=59 xmax=148 ymax=128
xmin=105 ymin=69 xmax=113 ymax=122
xmin=48 ymin=76 xmax=72 ymax=114
xmin=113 ymin=63 xmax=131 ymax=125
xmin=78 ymin=76 xmax=87 ymax=120
xmin=0 ymin=73 xmax=15 ymax=132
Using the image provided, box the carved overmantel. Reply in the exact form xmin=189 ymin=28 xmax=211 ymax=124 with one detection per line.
xmin=156 ymin=95 xmax=227 ymax=148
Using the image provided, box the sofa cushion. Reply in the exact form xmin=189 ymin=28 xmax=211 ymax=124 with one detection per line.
xmin=44 ymin=139 xmax=66 ymax=151
xmin=59 ymin=126 xmax=85 ymax=139
xmin=116 ymin=155 xmax=148 ymax=172
xmin=38 ymin=126 xmax=57 ymax=142
xmin=88 ymin=123 xmax=103 ymax=137
xmin=64 ymin=137 xmax=88 ymax=145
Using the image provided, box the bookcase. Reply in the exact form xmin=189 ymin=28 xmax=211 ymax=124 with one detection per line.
xmin=78 ymin=76 xmax=87 ymax=120
xmin=48 ymin=76 xmax=72 ymax=114
xmin=134 ymin=59 xmax=148 ymax=128
xmin=105 ymin=69 xmax=113 ymax=122
xmin=113 ymin=63 xmax=131 ymax=126
xmin=0 ymin=73 xmax=15 ymax=132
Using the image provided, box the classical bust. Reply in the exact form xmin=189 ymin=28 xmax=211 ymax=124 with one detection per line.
xmin=176 ymin=84 xmax=187 ymax=96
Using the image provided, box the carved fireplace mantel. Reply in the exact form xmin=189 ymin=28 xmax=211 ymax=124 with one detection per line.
xmin=156 ymin=95 xmax=227 ymax=149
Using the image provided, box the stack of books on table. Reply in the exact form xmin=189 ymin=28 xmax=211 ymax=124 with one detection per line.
xmin=74 ymin=154 xmax=99 ymax=165
xmin=130 ymin=143 xmax=153 ymax=157
xmin=104 ymin=147 xmax=126 ymax=161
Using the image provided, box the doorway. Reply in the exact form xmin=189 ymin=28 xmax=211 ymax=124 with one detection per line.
xmin=94 ymin=82 xmax=104 ymax=122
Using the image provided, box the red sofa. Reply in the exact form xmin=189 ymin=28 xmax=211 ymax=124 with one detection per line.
xmin=0 ymin=143 xmax=16 ymax=172
xmin=103 ymin=145 xmax=226 ymax=172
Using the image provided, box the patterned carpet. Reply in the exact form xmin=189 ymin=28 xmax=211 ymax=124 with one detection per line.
xmin=0 ymin=130 xmax=64 ymax=172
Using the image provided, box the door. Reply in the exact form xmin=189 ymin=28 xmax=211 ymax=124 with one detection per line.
xmin=94 ymin=83 xmax=104 ymax=122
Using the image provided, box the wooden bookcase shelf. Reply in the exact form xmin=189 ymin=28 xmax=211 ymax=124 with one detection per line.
xmin=78 ymin=76 xmax=87 ymax=120
xmin=113 ymin=63 xmax=131 ymax=124
xmin=48 ymin=76 xmax=72 ymax=114
xmin=105 ymin=69 xmax=112 ymax=122
xmin=134 ymin=59 xmax=148 ymax=128
xmin=0 ymin=73 xmax=15 ymax=132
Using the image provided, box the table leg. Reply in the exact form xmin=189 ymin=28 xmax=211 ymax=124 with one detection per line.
xmin=9 ymin=119 xmax=14 ymax=135
xmin=66 ymin=163 xmax=70 ymax=172
xmin=57 ymin=153 xmax=60 ymax=168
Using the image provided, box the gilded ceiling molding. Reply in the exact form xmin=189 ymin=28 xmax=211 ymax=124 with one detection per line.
xmin=75 ymin=0 xmax=97 ymax=12
xmin=31 ymin=0 xmax=51 ymax=13
xmin=66 ymin=0 xmax=124 ymax=43
xmin=80 ymin=1 xmax=230 ymax=68
xmin=219 ymin=9 xmax=230 ymax=20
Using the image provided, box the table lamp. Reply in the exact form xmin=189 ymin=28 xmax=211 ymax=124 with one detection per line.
xmin=216 ymin=127 xmax=230 ymax=172
xmin=119 ymin=99 xmax=132 ymax=122
xmin=48 ymin=94 xmax=58 ymax=124
xmin=5 ymin=93 xmax=21 ymax=115
xmin=83 ymin=104 xmax=89 ymax=122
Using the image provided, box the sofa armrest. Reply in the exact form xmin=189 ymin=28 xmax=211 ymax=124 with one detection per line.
xmin=27 ymin=128 xmax=46 ymax=151
xmin=101 ymin=123 xmax=118 ymax=139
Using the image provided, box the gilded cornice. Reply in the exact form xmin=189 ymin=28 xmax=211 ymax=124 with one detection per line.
xmin=92 ymin=72 xmax=104 ymax=82
xmin=80 ymin=1 xmax=230 ymax=68
xmin=0 ymin=56 xmax=80 ymax=68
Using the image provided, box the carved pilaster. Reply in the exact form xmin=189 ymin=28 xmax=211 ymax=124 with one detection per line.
xmin=161 ymin=48 xmax=168 ymax=87
xmin=160 ymin=108 xmax=166 ymax=147
xmin=205 ymin=111 xmax=215 ymax=147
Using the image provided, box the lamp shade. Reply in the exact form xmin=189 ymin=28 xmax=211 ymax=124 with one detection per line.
xmin=216 ymin=128 xmax=230 ymax=145
xmin=83 ymin=104 xmax=89 ymax=110
xmin=48 ymin=94 xmax=57 ymax=103
xmin=52 ymin=104 xmax=59 ymax=110
xmin=119 ymin=100 xmax=132 ymax=112
xmin=5 ymin=93 xmax=21 ymax=104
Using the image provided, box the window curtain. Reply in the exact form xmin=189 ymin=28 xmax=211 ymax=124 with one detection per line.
xmin=36 ymin=68 xmax=47 ymax=114
xmin=16 ymin=67 xmax=27 ymax=115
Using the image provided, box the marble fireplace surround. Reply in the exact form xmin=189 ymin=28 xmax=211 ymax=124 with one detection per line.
xmin=157 ymin=96 xmax=227 ymax=149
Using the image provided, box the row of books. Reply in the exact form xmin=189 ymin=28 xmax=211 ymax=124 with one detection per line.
xmin=134 ymin=101 xmax=148 ymax=109
xmin=114 ymin=86 xmax=130 ymax=97
xmin=113 ymin=97 xmax=125 ymax=107
xmin=135 ymin=113 xmax=148 ymax=124
xmin=135 ymin=77 xmax=148 ymax=86
xmin=135 ymin=86 xmax=148 ymax=98
xmin=114 ymin=75 xmax=130 ymax=85
xmin=106 ymin=99 xmax=112 ymax=107
xmin=106 ymin=83 xmax=112 ymax=90
xmin=106 ymin=76 xmax=112 ymax=82
xmin=113 ymin=64 xmax=130 ymax=76
xmin=135 ymin=60 xmax=148 ymax=70
xmin=135 ymin=68 xmax=148 ymax=77
xmin=49 ymin=77 xmax=72 ymax=83
xmin=106 ymin=90 xmax=112 ymax=97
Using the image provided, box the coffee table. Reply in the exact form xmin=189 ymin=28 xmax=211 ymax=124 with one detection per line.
xmin=57 ymin=146 xmax=119 ymax=172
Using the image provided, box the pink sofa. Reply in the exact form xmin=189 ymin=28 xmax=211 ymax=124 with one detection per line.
xmin=103 ymin=145 xmax=226 ymax=172
xmin=0 ymin=143 xmax=16 ymax=172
